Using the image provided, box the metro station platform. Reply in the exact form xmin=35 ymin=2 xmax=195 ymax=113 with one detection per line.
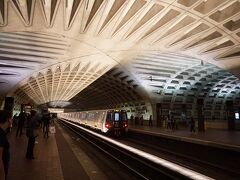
xmin=6 ymin=122 xmax=240 ymax=180
xmin=129 ymin=124 xmax=240 ymax=148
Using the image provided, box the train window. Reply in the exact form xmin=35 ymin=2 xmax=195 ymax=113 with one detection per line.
xmin=87 ymin=113 xmax=95 ymax=120
xmin=115 ymin=113 xmax=120 ymax=121
xmin=107 ymin=112 xmax=112 ymax=121
xmin=98 ymin=113 xmax=104 ymax=123
xmin=81 ymin=113 xmax=86 ymax=119
xmin=121 ymin=112 xmax=127 ymax=121
xmin=95 ymin=113 xmax=99 ymax=119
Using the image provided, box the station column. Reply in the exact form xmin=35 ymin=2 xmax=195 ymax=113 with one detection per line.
xmin=4 ymin=97 xmax=14 ymax=115
xmin=156 ymin=103 xmax=163 ymax=127
xmin=226 ymin=100 xmax=235 ymax=130
xmin=197 ymin=99 xmax=205 ymax=132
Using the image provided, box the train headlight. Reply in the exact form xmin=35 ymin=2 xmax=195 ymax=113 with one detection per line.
xmin=105 ymin=123 xmax=111 ymax=129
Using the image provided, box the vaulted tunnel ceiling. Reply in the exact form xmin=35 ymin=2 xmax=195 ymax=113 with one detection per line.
xmin=69 ymin=52 xmax=239 ymax=120
xmin=0 ymin=0 xmax=239 ymax=108
xmin=68 ymin=66 xmax=145 ymax=110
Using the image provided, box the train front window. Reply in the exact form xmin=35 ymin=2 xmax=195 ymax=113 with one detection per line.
xmin=107 ymin=112 xmax=112 ymax=121
xmin=121 ymin=112 xmax=127 ymax=121
xmin=114 ymin=113 xmax=120 ymax=121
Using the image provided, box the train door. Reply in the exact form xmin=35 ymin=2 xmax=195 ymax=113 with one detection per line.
xmin=105 ymin=111 xmax=113 ymax=129
xmin=121 ymin=111 xmax=128 ymax=133
xmin=113 ymin=111 xmax=121 ymax=136
xmin=114 ymin=112 xmax=120 ymax=128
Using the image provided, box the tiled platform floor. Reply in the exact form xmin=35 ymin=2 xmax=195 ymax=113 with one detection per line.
xmin=6 ymin=121 xmax=108 ymax=180
xmin=7 ymin=121 xmax=103 ymax=180
xmin=7 ymin=125 xmax=64 ymax=180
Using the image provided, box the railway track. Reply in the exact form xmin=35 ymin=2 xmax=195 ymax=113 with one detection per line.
xmin=122 ymin=130 xmax=240 ymax=180
xmin=58 ymin=119 xmax=214 ymax=180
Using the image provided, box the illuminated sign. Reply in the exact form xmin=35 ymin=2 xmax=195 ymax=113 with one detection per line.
xmin=235 ymin=112 xmax=239 ymax=120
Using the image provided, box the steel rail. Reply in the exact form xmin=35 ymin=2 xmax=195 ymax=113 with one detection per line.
xmin=58 ymin=119 xmax=214 ymax=180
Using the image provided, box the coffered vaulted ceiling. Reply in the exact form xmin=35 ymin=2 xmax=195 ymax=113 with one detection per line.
xmin=0 ymin=0 xmax=239 ymax=106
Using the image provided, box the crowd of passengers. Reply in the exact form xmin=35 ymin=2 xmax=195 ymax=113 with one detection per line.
xmin=13 ymin=110 xmax=55 ymax=159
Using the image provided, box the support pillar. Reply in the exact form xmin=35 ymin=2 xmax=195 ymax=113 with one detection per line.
xmin=226 ymin=101 xmax=235 ymax=130
xmin=156 ymin=103 xmax=163 ymax=127
xmin=197 ymin=99 xmax=205 ymax=132
xmin=4 ymin=97 xmax=14 ymax=114
xmin=20 ymin=104 xmax=24 ymax=112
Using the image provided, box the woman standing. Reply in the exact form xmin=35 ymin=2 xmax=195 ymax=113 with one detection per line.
xmin=0 ymin=110 xmax=12 ymax=180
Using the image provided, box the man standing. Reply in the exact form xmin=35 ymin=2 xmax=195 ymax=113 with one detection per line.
xmin=0 ymin=110 xmax=12 ymax=180
xmin=42 ymin=111 xmax=50 ymax=138
xmin=190 ymin=116 xmax=195 ymax=133
xmin=16 ymin=111 xmax=25 ymax=137
xmin=149 ymin=115 xmax=153 ymax=126
xmin=26 ymin=110 xmax=39 ymax=159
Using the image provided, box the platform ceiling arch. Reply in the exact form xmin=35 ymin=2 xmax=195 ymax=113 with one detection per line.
xmin=0 ymin=0 xmax=239 ymax=107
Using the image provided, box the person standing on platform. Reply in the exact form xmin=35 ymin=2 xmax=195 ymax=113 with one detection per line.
xmin=181 ymin=111 xmax=186 ymax=126
xmin=171 ymin=114 xmax=175 ymax=130
xmin=140 ymin=115 xmax=143 ymax=126
xmin=42 ymin=111 xmax=50 ymax=138
xmin=16 ymin=111 xmax=25 ymax=137
xmin=0 ymin=110 xmax=12 ymax=180
xmin=135 ymin=116 xmax=139 ymax=125
xmin=26 ymin=110 xmax=39 ymax=159
xmin=12 ymin=113 xmax=18 ymax=127
xmin=168 ymin=110 xmax=173 ymax=130
xmin=190 ymin=116 xmax=195 ymax=132
xmin=166 ymin=115 xmax=170 ymax=129
xmin=130 ymin=114 xmax=134 ymax=125
xmin=149 ymin=115 xmax=153 ymax=126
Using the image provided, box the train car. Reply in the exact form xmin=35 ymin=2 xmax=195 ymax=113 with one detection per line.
xmin=58 ymin=109 xmax=128 ymax=136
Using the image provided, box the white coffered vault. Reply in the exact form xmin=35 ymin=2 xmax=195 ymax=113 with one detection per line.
xmin=0 ymin=0 xmax=239 ymax=116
